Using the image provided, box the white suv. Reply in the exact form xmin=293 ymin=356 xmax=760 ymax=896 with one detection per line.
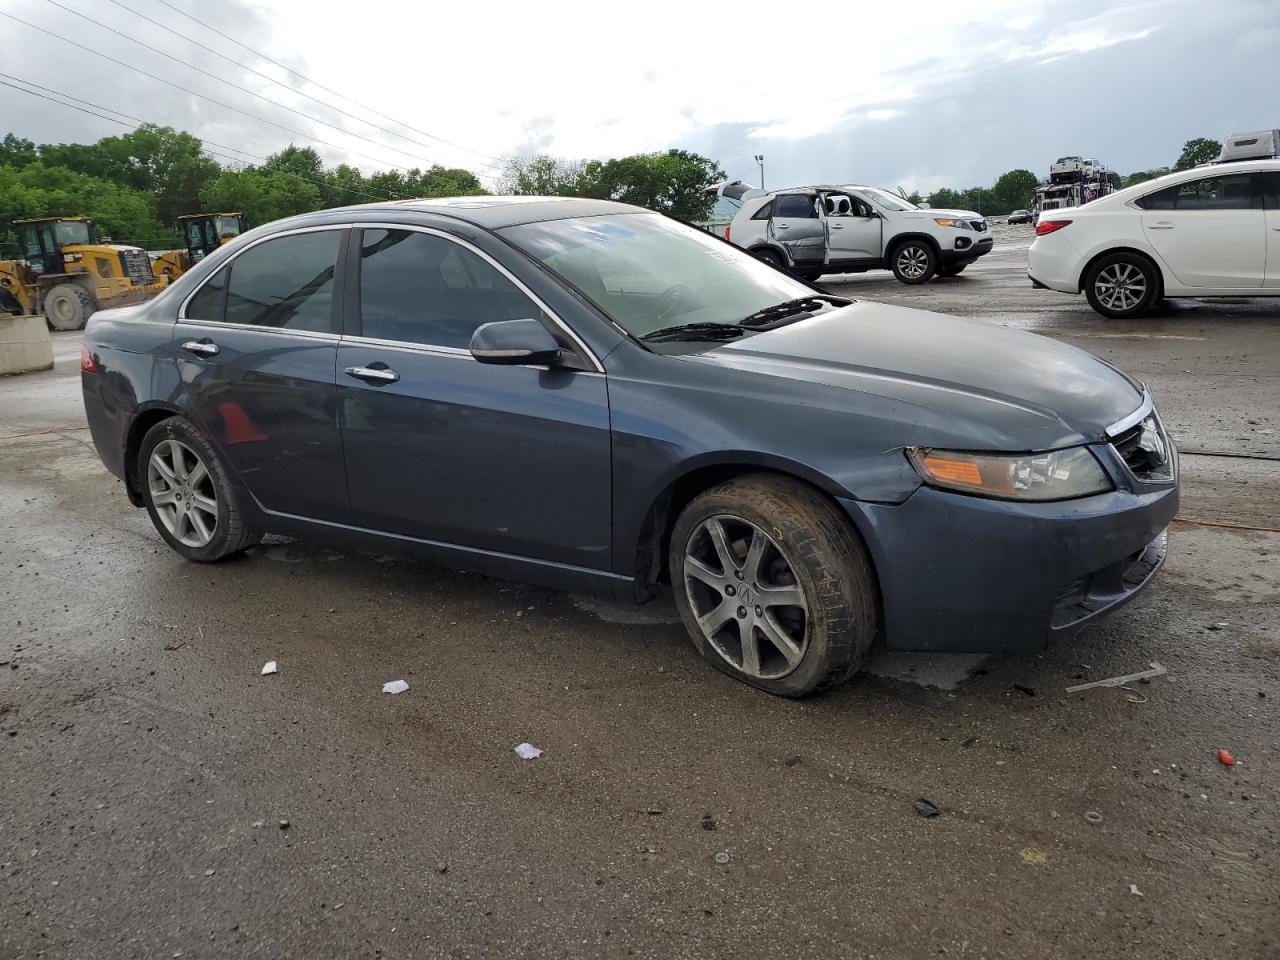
xmin=1028 ymin=160 xmax=1280 ymax=318
xmin=724 ymin=184 xmax=992 ymax=284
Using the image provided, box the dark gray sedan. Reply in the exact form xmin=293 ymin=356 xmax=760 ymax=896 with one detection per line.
xmin=81 ymin=197 xmax=1178 ymax=697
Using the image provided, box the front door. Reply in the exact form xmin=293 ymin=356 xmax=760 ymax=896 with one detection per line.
xmin=177 ymin=227 xmax=351 ymax=524
xmin=19 ymin=224 xmax=61 ymax=277
xmin=1139 ymin=172 xmax=1266 ymax=288
xmin=823 ymin=193 xmax=882 ymax=262
xmin=768 ymin=193 xmax=826 ymax=267
xmin=337 ymin=226 xmax=612 ymax=570
xmin=1265 ymin=172 xmax=1280 ymax=289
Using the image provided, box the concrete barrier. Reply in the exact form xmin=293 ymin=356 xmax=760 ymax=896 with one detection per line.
xmin=0 ymin=313 xmax=55 ymax=375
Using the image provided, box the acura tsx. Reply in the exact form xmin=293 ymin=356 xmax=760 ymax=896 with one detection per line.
xmin=81 ymin=196 xmax=1178 ymax=696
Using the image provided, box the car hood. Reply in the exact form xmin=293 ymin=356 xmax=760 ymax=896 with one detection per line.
xmin=693 ymin=302 xmax=1144 ymax=451
xmin=900 ymin=207 xmax=982 ymax=220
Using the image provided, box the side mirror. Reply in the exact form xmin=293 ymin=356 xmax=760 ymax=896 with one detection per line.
xmin=469 ymin=318 xmax=562 ymax=366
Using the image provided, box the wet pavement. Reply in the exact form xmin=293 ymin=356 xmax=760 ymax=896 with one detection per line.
xmin=2 ymin=228 xmax=1277 ymax=959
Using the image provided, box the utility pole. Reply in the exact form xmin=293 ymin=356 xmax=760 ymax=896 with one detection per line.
xmin=754 ymin=154 xmax=765 ymax=190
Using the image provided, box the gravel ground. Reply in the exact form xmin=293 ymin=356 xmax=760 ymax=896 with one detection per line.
xmin=2 ymin=224 xmax=1277 ymax=959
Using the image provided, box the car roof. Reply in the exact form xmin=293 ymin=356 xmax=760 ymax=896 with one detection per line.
xmin=320 ymin=195 xmax=645 ymax=230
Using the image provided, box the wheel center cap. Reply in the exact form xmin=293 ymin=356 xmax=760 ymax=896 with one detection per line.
xmin=737 ymin=584 xmax=755 ymax=606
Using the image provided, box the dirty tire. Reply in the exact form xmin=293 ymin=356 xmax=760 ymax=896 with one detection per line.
xmin=753 ymin=248 xmax=787 ymax=271
xmin=138 ymin=416 xmax=261 ymax=563
xmin=669 ymin=474 xmax=878 ymax=697
xmin=799 ymin=269 xmax=826 ymax=282
xmin=938 ymin=263 xmax=966 ymax=277
xmin=44 ymin=283 xmax=95 ymax=331
xmin=890 ymin=240 xmax=937 ymax=284
xmin=1084 ymin=251 xmax=1160 ymax=319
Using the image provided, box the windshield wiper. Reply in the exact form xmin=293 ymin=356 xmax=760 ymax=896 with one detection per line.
xmin=640 ymin=322 xmax=748 ymax=343
xmin=737 ymin=295 xmax=852 ymax=328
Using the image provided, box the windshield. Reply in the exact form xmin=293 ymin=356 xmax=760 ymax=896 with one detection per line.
xmin=215 ymin=216 xmax=242 ymax=239
xmin=501 ymin=213 xmax=814 ymax=339
xmin=859 ymin=188 xmax=918 ymax=212
xmin=53 ymin=221 xmax=92 ymax=246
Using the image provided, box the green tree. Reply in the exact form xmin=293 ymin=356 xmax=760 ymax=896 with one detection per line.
xmin=1122 ymin=167 xmax=1170 ymax=188
xmin=990 ymin=169 xmax=1038 ymax=212
xmin=199 ymin=167 xmax=321 ymax=226
xmin=1173 ymin=137 xmax=1220 ymax=171
xmin=0 ymin=134 xmax=37 ymax=169
xmin=499 ymin=154 xmax=588 ymax=196
xmin=927 ymin=187 xmax=964 ymax=209
xmin=578 ymin=149 xmax=726 ymax=221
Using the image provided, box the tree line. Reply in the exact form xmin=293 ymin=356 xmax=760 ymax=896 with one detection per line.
xmin=921 ymin=138 xmax=1222 ymax=215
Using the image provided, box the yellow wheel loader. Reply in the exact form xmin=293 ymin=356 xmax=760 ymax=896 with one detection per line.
xmin=153 ymin=212 xmax=247 ymax=282
xmin=1 ymin=217 xmax=162 ymax=331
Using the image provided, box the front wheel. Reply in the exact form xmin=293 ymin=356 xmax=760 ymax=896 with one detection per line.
xmin=890 ymin=241 xmax=937 ymax=284
xmin=138 ymin=417 xmax=261 ymax=562
xmin=43 ymin=283 xmax=95 ymax=331
xmin=938 ymin=263 xmax=967 ymax=277
xmin=1084 ymin=253 xmax=1160 ymax=318
xmin=669 ymin=474 xmax=878 ymax=697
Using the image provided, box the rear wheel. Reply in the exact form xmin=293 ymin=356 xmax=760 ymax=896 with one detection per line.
xmin=753 ymin=248 xmax=786 ymax=270
xmin=890 ymin=240 xmax=937 ymax=284
xmin=43 ymin=284 xmax=95 ymax=331
xmin=139 ymin=417 xmax=261 ymax=562
xmin=669 ymin=474 xmax=878 ymax=697
xmin=1084 ymin=252 xmax=1160 ymax=319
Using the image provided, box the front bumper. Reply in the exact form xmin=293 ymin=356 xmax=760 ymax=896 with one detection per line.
xmin=839 ymin=451 xmax=1179 ymax=654
xmin=940 ymin=234 xmax=993 ymax=266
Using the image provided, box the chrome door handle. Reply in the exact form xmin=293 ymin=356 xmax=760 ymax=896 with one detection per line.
xmin=1148 ymin=221 xmax=1175 ymax=229
xmin=775 ymin=224 xmax=790 ymax=230
xmin=344 ymin=365 xmax=399 ymax=384
xmin=181 ymin=339 xmax=219 ymax=356
xmin=830 ymin=224 xmax=845 ymax=229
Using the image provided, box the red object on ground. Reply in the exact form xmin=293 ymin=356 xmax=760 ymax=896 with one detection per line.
xmin=219 ymin=401 xmax=267 ymax=444
xmin=1217 ymin=749 xmax=1235 ymax=766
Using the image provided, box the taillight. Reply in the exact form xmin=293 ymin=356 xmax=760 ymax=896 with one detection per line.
xmin=725 ymin=225 xmax=731 ymax=243
xmin=80 ymin=344 xmax=97 ymax=373
xmin=1035 ymin=219 xmax=1072 ymax=237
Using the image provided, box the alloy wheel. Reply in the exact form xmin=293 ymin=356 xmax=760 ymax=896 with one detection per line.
xmin=1094 ymin=262 xmax=1147 ymax=313
xmin=896 ymin=245 xmax=930 ymax=279
xmin=682 ymin=515 xmax=809 ymax=679
xmin=147 ymin=438 xmax=218 ymax=548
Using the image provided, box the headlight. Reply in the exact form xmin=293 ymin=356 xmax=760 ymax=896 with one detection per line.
xmin=907 ymin=446 xmax=1112 ymax=501
xmin=932 ymin=217 xmax=971 ymax=229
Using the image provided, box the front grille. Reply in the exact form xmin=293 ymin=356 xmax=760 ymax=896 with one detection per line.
xmin=1111 ymin=414 xmax=1173 ymax=481
xmin=118 ymin=249 xmax=155 ymax=286
xmin=969 ymin=219 xmax=988 ymax=232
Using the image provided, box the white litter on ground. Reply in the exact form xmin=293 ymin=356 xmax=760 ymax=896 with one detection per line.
xmin=514 ymin=742 xmax=542 ymax=760
xmin=382 ymin=680 xmax=409 ymax=695
xmin=1065 ymin=663 xmax=1166 ymax=693
xmin=1129 ymin=884 xmax=1143 ymax=896
xmin=261 ymin=661 xmax=278 ymax=675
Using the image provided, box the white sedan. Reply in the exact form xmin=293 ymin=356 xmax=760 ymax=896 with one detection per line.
xmin=1028 ymin=160 xmax=1280 ymax=318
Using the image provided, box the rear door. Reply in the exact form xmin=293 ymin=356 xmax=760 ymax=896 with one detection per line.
xmin=1138 ymin=172 xmax=1266 ymax=288
xmin=1265 ymin=172 xmax=1280 ymax=289
xmin=336 ymin=225 xmax=612 ymax=569
xmin=177 ymin=227 xmax=351 ymax=524
xmin=768 ymin=193 xmax=826 ymax=266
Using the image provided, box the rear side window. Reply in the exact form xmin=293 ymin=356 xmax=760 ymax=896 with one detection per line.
xmin=222 ymin=231 xmax=341 ymax=332
xmin=185 ymin=266 xmax=227 ymax=321
xmin=774 ymin=194 xmax=818 ymax=219
xmin=358 ymin=229 xmax=540 ymax=349
xmin=750 ymin=200 xmax=774 ymax=220
xmin=1138 ymin=174 xmax=1260 ymax=211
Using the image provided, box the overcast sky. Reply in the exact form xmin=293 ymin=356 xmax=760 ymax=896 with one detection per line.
xmin=3 ymin=0 xmax=1277 ymax=193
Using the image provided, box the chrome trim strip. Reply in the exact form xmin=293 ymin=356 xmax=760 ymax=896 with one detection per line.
xmin=178 ymin=223 xmax=354 ymax=322
xmin=175 ymin=318 xmax=341 ymax=342
xmin=340 ymin=334 xmax=471 ymax=360
xmin=1105 ymin=389 xmax=1153 ymax=438
xmin=355 ymin=222 xmax=605 ymax=374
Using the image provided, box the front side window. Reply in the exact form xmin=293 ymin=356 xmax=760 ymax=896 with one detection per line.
xmin=1139 ymin=174 xmax=1260 ymax=211
xmin=773 ymin=194 xmax=818 ymax=219
xmin=219 ymin=231 xmax=340 ymax=332
xmin=502 ymin=213 xmax=815 ymax=340
xmin=358 ymin=229 xmax=540 ymax=349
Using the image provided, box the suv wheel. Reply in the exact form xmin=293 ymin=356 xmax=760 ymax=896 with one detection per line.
xmin=754 ymin=249 xmax=786 ymax=270
xmin=669 ymin=474 xmax=878 ymax=698
xmin=139 ymin=417 xmax=262 ymax=562
xmin=890 ymin=241 xmax=937 ymax=284
xmin=1084 ymin=253 xmax=1159 ymax=319
xmin=938 ymin=264 xmax=966 ymax=277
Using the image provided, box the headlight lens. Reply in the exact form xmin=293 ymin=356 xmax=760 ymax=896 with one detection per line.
xmin=908 ymin=446 xmax=1112 ymax=501
xmin=932 ymin=217 xmax=971 ymax=229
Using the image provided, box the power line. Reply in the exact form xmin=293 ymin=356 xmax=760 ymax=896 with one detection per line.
xmin=1 ymin=9 xmax=429 ymax=176
xmin=0 ymin=74 xmax=410 ymax=203
xmin=36 ymin=0 xmax=467 ymax=174
xmin=148 ymin=0 xmax=506 ymax=166
xmin=98 ymin=0 xmax=503 ymax=174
